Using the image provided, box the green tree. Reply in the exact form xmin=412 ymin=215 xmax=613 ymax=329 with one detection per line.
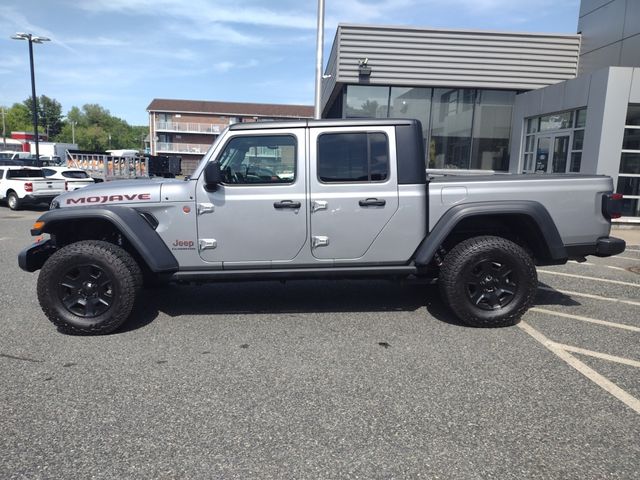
xmin=4 ymin=103 xmax=32 ymax=133
xmin=23 ymin=95 xmax=63 ymax=137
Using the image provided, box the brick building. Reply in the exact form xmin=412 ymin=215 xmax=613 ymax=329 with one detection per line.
xmin=147 ymin=99 xmax=313 ymax=174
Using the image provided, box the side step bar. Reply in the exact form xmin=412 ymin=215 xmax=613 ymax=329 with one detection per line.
xmin=171 ymin=266 xmax=418 ymax=282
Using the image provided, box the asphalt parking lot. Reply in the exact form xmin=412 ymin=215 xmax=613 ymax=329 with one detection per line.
xmin=1 ymin=208 xmax=639 ymax=479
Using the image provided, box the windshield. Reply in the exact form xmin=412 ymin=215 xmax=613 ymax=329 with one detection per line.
xmin=7 ymin=169 xmax=45 ymax=178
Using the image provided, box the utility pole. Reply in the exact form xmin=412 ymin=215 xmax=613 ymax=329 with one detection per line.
xmin=314 ymin=0 xmax=325 ymax=120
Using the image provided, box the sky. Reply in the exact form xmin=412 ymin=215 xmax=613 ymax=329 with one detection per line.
xmin=0 ymin=0 xmax=581 ymax=126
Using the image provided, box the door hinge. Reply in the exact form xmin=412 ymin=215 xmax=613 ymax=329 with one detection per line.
xmin=311 ymin=236 xmax=330 ymax=249
xmin=312 ymin=200 xmax=328 ymax=213
xmin=199 ymin=238 xmax=217 ymax=251
xmin=197 ymin=203 xmax=215 ymax=215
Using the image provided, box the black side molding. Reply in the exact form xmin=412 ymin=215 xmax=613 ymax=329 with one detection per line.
xmin=413 ymin=201 xmax=567 ymax=266
xmin=33 ymin=206 xmax=179 ymax=273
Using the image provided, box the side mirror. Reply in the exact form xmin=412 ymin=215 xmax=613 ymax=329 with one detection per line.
xmin=204 ymin=162 xmax=222 ymax=191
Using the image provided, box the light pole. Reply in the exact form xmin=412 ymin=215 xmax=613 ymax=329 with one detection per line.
xmin=314 ymin=0 xmax=325 ymax=120
xmin=11 ymin=32 xmax=50 ymax=160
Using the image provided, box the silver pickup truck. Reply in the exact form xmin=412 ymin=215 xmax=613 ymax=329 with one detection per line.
xmin=19 ymin=119 xmax=625 ymax=335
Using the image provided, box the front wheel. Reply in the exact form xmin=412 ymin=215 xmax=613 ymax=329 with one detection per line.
xmin=439 ymin=236 xmax=537 ymax=328
xmin=37 ymin=240 xmax=141 ymax=335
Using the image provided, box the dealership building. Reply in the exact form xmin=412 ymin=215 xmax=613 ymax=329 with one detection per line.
xmin=320 ymin=0 xmax=640 ymax=219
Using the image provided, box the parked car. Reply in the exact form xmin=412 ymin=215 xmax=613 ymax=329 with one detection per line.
xmin=41 ymin=167 xmax=95 ymax=191
xmin=0 ymin=166 xmax=66 ymax=210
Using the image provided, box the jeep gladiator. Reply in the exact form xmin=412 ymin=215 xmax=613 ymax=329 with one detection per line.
xmin=18 ymin=119 xmax=626 ymax=334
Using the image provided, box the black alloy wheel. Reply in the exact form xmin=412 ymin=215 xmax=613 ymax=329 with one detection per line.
xmin=463 ymin=258 xmax=517 ymax=311
xmin=439 ymin=235 xmax=537 ymax=328
xmin=58 ymin=264 xmax=114 ymax=318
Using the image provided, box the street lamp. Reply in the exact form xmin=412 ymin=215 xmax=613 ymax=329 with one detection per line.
xmin=11 ymin=32 xmax=50 ymax=161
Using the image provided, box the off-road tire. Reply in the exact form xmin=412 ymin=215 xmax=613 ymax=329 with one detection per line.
xmin=37 ymin=240 xmax=142 ymax=335
xmin=439 ymin=235 xmax=537 ymax=328
xmin=7 ymin=192 xmax=20 ymax=211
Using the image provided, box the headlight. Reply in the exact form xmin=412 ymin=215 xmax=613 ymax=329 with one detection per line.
xmin=50 ymin=199 xmax=60 ymax=210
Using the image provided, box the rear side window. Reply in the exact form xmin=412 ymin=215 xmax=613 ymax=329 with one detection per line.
xmin=0 ymin=169 xmax=4 ymax=179
xmin=62 ymin=171 xmax=90 ymax=179
xmin=42 ymin=168 xmax=55 ymax=177
xmin=318 ymin=132 xmax=389 ymax=183
xmin=7 ymin=169 xmax=44 ymax=178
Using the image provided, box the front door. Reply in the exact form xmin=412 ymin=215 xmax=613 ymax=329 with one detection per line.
xmin=535 ymin=135 xmax=570 ymax=173
xmin=308 ymin=126 xmax=399 ymax=260
xmin=195 ymin=129 xmax=307 ymax=265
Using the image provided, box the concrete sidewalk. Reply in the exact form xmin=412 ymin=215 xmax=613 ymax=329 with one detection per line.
xmin=612 ymin=225 xmax=640 ymax=246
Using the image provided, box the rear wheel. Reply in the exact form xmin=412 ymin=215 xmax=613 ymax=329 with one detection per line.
xmin=7 ymin=192 xmax=20 ymax=210
xmin=439 ymin=236 xmax=537 ymax=328
xmin=37 ymin=240 xmax=141 ymax=335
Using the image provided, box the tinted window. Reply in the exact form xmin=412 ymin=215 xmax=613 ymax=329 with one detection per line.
xmin=42 ymin=168 xmax=55 ymax=177
xmin=318 ymin=132 xmax=389 ymax=183
xmin=0 ymin=169 xmax=4 ymax=179
xmin=217 ymin=135 xmax=296 ymax=185
xmin=62 ymin=171 xmax=90 ymax=179
xmin=7 ymin=169 xmax=44 ymax=178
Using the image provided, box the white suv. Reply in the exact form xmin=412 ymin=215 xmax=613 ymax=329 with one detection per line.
xmin=41 ymin=167 xmax=95 ymax=191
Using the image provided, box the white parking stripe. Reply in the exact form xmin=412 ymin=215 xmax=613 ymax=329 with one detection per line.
xmin=569 ymin=260 xmax=594 ymax=265
xmin=608 ymin=255 xmax=640 ymax=262
xmin=537 ymin=286 xmax=640 ymax=307
xmin=554 ymin=343 xmax=640 ymax=369
xmin=530 ymin=307 xmax=640 ymax=332
xmin=519 ymin=321 xmax=640 ymax=414
xmin=607 ymin=265 xmax=628 ymax=272
xmin=537 ymin=269 xmax=640 ymax=288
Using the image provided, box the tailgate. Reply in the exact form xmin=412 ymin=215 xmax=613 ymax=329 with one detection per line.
xmin=30 ymin=179 xmax=66 ymax=195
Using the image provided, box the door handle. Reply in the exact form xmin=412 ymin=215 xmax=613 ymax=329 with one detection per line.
xmin=273 ymin=200 xmax=301 ymax=209
xmin=359 ymin=198 xmax=386 ymax=207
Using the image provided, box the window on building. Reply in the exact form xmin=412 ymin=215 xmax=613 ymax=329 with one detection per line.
xmin=345 ymin=86 xmax=390 ymax=118
xmin=522 ymin=107 xmax=586 ymax=174
xmin=430 ymin=88 xmax=475 ymax=169
xmin=618 ymin=104 xmax=640 ymax=217
xmin=341 ymin=85 xmax=516 ymax=171
xmin=470 ymin=90 xmax=515 ymax=171
xmin=217 ymin=135 xmax=297 ymax=184
xmin=317 ymin=132 xmax=389 ymax=183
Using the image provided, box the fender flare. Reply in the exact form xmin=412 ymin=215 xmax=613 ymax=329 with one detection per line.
xmin=413 ymin=201 xmax=566 ymax=266
xmin=33 ymin=206 xmax=179 ymax=273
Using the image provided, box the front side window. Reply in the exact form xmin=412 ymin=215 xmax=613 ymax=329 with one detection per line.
xmin=217 ymin=135 xmax=296 ymax=185
xmin=318 ymin=132 xmax=389 ymax=183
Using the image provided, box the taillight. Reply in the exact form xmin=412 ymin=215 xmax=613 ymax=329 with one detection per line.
xmin=602 ymin=193 xmax=623 ymax=220
xmin=24 ymin=182 xmax=33 ymax=193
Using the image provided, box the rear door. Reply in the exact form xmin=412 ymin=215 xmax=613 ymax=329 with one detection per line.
xmin=308 ymin=126 xmax=399 ymax=260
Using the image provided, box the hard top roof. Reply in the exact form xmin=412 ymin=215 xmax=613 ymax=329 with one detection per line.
xmin=228 ymin=118 xmax=419 ymax=131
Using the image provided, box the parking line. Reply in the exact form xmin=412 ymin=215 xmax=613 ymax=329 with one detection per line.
xmin=555 ymin=343 xmax=640 ymax=369
xmin=519 ymin=321 xmax=640 ymax=414
xmin=537 ymin=286 xmax=640 ymax=307
xmin=608 ymin=255 xmax=640 ymax=263
xmin=537 ymin=269 xmax=640 ymax=288
xmin=530 ymin=307 xmax=640 ymax=332
xmin=607 ymin=265 xmax=628 ymax=272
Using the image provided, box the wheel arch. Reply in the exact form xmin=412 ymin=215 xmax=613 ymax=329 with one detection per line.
xmin=34 ymin=206 xmax=178 ymax=274
xmin=413 ymin=201 xmax=567 ymax=266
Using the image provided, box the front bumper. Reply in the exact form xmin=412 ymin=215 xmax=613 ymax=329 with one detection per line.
xmin=18 ymin=239 xmax=56 ymax=272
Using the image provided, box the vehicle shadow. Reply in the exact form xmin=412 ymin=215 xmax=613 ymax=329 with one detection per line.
xmin=119 ymin=279 xmax=450 ymax=333
xmin=118 ymin=280 xmax=582 ymax=334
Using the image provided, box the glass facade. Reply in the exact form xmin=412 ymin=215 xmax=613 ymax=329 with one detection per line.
xmin=523 ymin=108 xmax=586 ymax=173
xmin=618 ymin=104 xmax=640 ymax=217
xmin=341 ymin=85 xmax=516 ymax=171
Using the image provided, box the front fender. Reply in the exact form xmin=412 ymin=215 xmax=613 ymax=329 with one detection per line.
xmin=28 ymin=206 xmax=179 ymax=273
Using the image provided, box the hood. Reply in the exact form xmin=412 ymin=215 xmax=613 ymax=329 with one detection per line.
xmin=53 ymin=179 xmax=164 ymax=208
